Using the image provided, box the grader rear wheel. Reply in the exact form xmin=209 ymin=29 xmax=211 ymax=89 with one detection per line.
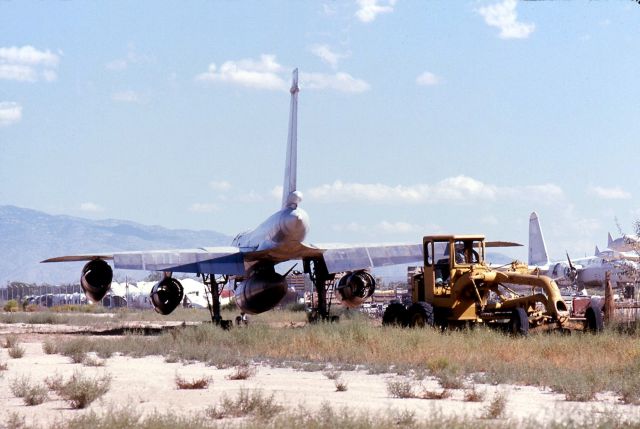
xmin=508 ymin=307 xmax=529 ymax=336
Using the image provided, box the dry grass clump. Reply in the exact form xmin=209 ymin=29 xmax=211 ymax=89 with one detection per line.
xmin=464 ymin=385 xmax=485 ymax=402
xmin=175 ymin=373 xmax=211 ymax=390
xmin=334 ymin=379 xmax=348 ymax=392
xmin=3 ymin=334 xmax=19 ymax=348
xmin=58 ymin=338 xmax=91 ymax=364
xmin=0 ymin=361 xmax=8 ymax=371
xmin=226 ymin=364 xmax=257 ymax=380
xmin=550 ymin=372 xmax=602 ymax=402
xmin=386 ymin=379 xmax=415 ymax=398
xmin=323 ymin=369 xmax=342 ymax=380
xmin=8 ymin=343 xmax=26 ymax=359
xmin=46 ymin=370 xmax=112 ymax=409
xmin=419 ymin=388 xmax=452 ymax=400
xmin=206 ymin=389 xmax=283 ymax=420
xmin=83 ymin=355 xmax=106 ymax=367
xmin=42 ymin=339 xmax=57 ymax=355
xmin=483 ymin=392 xmax=508 ymax=419
xmin=9 ymin=375 xmax=49 ymax=406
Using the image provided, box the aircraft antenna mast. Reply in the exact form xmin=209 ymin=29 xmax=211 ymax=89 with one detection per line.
xmin=282 ymin=69 xmax=299 ymax=208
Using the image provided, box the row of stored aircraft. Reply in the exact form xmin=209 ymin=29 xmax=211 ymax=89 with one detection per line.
xmin=43 ymin=69 xmax=637 ymax=321
xmin=528 ymin=212 xmax=639 ymax=290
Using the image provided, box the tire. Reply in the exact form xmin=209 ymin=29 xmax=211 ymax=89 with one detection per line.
xmin=585 ymin=305 xmax=604 ymax=333
xmin=407 ymin=302 xmax=435 ymax=328
xmin=382 ymin=302 xmax=408 ymax=327
xmin=508 ymin=307 xmax=529 ymax=336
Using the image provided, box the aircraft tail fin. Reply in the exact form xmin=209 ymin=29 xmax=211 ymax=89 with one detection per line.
xmin=529 ymin=212 xmax=550 ymax=266
xmin=595 ymin=245 xmax=600 ymax=256
xmin=281 ymin=69 xmax=299 ymax=209
xmin=608 ymin=232 xmax=613 ymax=248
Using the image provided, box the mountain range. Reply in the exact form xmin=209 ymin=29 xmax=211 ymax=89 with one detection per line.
xmin=0 ymin=205 xmax=515 ymax=286
xmin=0 ymin=205 xmax=230 ymax=285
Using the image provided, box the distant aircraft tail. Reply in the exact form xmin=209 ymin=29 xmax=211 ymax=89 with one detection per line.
xmin=529 ymin=212 xmax=550 ymax=266
xmin=281 ymin=69 xmax=299 ymax=209
xmin=607 ymin=232 xmax=613 ymax=248
xmin=595 ymin=245 xmax=601 ymax=256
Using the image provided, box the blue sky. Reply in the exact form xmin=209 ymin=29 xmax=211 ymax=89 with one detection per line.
xmin=1 ymin=0 xmax=639 ymax=262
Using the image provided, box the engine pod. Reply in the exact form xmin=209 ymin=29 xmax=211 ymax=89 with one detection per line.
xmin=235 ymin=265 xmax=288 ymax=314
xmin=81 ymin=259 xmax=113 ymax=303
xmin=150 ymin=277 xmax=184 ymax=315
xmin=337 ymin=271 xmax=376 ymax=308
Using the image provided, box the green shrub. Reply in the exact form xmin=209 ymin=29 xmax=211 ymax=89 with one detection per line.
xmin=3 ymin=300 xmax=19 ymax=312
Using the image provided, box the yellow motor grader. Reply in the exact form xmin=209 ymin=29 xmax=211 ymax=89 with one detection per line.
xmin=382 ymin=235 xmax=599 ymax=334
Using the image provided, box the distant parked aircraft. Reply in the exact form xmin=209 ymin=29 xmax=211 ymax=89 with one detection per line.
xmin=528 ymin=212 xmax=639 ymax=289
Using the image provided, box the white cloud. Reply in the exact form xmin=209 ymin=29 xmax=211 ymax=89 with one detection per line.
xmin=209 ymin=180 xmax=232 ymax=192
xmin=271 ymin=185 xmax=284 ymax=200
xmin=301 ymin=72 xmax=370 ymax=93
xmin=80 ymin=202 xmax=104 ymax=213
xmin=0 ymin=102 xmax=22 ymax=127
xmin=0 ymin=46 xmax=59 ymax=66
xmin=111 ymin=90 xmax=141 ymax=103
xmin=588 ymin=186 xmax=631 ymax=200
xmin=189 ymin=203 xmax=219 ymax=213
xmin=416 ymin=71 xmax=441 ymax=86
xmin=0 ymin=45 xmax=60 ymax=82
xmin=477 ymin=0 xmax=535 ymax=39
xmin=310 ymin=44 xmax=348 ymax=69
xmin=196 ymin=55 xmax=368 ymax=93
xmin=355 ymin=0 xmax=398 ymax=23
xmin=307 ymin=176 xmax=564 ymax=204
xmin=196 ymin=55 xmax=287 ymax=90
xmin=105 ymin=45 xmax=152 ymax=71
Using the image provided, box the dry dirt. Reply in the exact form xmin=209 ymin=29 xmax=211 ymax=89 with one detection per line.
xmin=1 ymin=322 xmax=639 ymax=427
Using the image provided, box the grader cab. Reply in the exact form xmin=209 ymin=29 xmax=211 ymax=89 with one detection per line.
xmin=382 ymin=235 xmax=596 ymax=334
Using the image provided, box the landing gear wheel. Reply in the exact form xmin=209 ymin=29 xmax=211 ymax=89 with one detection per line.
xmin=508 ymin=307 xmax=529 ymax=336
xmin=382 ymin=302 xmax=408 ymax=327
xmin=585 ymin=306 xmax=604 ymax=333
xmin=408 ymin=301 xmax=435 ymax=328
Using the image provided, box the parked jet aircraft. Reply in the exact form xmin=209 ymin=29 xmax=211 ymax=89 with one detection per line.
xmin=528 ymin=212 xmax=638 ymax=289
xmin=42 ymin=69 xmax=429 ymax=322
xmin=44 ymin=69 xmax=520 ymax=323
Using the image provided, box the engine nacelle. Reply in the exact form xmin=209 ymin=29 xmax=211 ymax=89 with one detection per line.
xmin=150 ymin=277 xmax=184 ymax=315
xmin=81 ymin=259 xmax=113 ymax=303
xmin=235 ymin=264 xmax=288 ymax=314
xmin=337 ymin=270 xmax=376 ymax=308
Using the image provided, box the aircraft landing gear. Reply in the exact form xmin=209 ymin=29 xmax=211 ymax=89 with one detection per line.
xmin=200 ymin=274 xmax=232 ymax=329
xmin=304 ymin=258 xmax=337 ymax=322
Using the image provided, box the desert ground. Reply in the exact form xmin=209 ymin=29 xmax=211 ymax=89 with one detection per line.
xmin=1 ymin=311 xmax=640 ymax=428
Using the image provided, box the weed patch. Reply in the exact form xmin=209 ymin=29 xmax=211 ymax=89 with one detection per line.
xmin=8 ymin=344 xmax=25 ymax=359
xmin=334 ymin=379 xmax=348 ymax=392
xmin=175 ymin=373 xmax=211 ymax=390
xmin=483 ymin=391 xmax=507 ymax=419
xmin=227 ymin=364 xmax=257 ymax=380
xmin=207 ymin=389 xmax=283 ymax=420
xmin=386 ymin=379 xmax=415 ymax=398
xmin=48 ymin=370 xmax=112 ymax=409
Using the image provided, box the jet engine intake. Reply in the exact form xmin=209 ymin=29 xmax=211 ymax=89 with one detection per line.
xmin=235 ymin=264 xmax=288 ymax=314
xmin=81 ymin=259 xmax=113 ymax=303
xmin=337 ymin=270 xmax=376 ymax=308
xmin=151 ymin=277 xmax=184 ymax=315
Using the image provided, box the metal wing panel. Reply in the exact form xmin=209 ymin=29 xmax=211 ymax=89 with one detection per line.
xmin=318 ymin=243 xmax=423 ymax=274
xmin=112 ymin=247 xmax=244 ymax=275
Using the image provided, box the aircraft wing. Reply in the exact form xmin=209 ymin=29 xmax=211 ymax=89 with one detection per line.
xmin=42 ymin=247 xmax=246 ymax=276
xmin=313 ymin=243 xmax=423 ymax=274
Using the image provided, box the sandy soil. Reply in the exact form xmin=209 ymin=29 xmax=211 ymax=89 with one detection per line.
xmin=1 ymin=323 xmax=639 ymax=427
